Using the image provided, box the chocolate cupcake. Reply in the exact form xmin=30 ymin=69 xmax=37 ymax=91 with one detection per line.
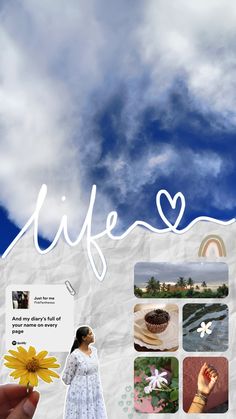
xmin=145 ymin=309 xmax=170 ymax=333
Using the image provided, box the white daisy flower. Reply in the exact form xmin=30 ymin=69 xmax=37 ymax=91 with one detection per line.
xmin=197 ymin=321 xmax=212 ymax=338
xmin=146 ymin=369 xmax=168 ymax=390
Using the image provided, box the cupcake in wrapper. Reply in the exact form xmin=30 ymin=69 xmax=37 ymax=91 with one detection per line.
xmin=145 ymin=309 xmax=170 ymax=333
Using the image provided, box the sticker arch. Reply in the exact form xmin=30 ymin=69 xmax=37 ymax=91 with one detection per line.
xmin=198 ymin=235 xmax=226 ymax=257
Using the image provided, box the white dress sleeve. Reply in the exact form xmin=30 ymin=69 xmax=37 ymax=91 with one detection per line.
xmin=62 ymin=352 xmax=78 ymax=385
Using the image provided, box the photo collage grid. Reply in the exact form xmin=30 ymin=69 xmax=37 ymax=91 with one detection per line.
xmin=133 ymin=261 xmax=229 ymax=414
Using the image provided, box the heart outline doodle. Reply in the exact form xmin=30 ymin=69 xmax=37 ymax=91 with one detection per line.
xmin=156 ymin=190 xmax=186 ymax=230
xmin=4 ymin=183 xmax=234 ymax=282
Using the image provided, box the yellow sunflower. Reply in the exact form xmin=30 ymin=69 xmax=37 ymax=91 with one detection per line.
xmin=4 ymin=346 xmax=60 ymax=387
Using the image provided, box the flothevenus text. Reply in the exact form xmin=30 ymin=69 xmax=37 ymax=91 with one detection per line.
xmin=2 ymin=185 xmax=234 ymax=281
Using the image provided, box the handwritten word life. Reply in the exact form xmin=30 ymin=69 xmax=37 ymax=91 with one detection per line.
xmin=2 ymin=185 xmax=235 ymax=281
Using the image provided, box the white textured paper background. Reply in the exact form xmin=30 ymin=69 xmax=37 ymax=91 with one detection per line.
xmin=0 ymin=221 xmax=235 ymax=418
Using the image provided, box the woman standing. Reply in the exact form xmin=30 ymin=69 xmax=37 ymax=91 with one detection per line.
xmin=62 ymin=326 xmax=107 ymax=419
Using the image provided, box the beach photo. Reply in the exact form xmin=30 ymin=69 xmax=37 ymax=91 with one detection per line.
xmin=134 ymin=303 xmax=178 ymax=352
xmin=134 ymin=262 xmax=228 ymax=298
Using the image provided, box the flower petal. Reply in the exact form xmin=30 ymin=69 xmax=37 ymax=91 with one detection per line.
xmin=45 ymin=369 xmax=60 ymax=378
xmin=206 ymin=329 xmax=212 ymax=335
xmin=39 ymin=363 xmax=60 ymax=370
xmin=28 ymin=346 xmax=36 ymax=357
xmin=200 ymin=331 xmax=205 ymax=338
xmin=8 ymin=350 xmax=27 ymax=363
xmin=206 ymin=322 xmax=212 ymax=328
xmin=156 ymin=377 xmax=167 ymax=388
xmin=28 ymin=372 xmax=38 ymax=387
xmin=4 ymin=362 xmax=24 ymax=369
xmin=10 ymin=370 xmax=28 ymax=378
xmin=197 ymin=327 xmax=202 ymax=333
xmin=159 ymin=371 xmax=168 ymax=377
xmin=160 ymin=377 xmax=168 ymax=383
xmin=201 ymin=322 xmax=206 ymax=328
xmin=37 ymin=369 xmax=53 ymax=383
xmin=17 ymin=347 xmax=28 ymax=356
xmin=19 ymin=374 xmax=30 ymax=386
xmin=4 ymin=356 xmax=25 ymax=367
xmin=39 ymin=357 xmax=58 ymax=366
xmin=36 ymin=351 xmax=48 ymax=360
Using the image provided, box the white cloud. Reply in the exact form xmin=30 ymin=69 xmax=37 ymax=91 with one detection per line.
xmin=148 ymin=151 xmax=173 ymax=168
xmin=0 ymin=26 xmax=110 ymax=238
xmin=100 ymin=145 xmax=177 ymax=202
xmin=100 ymin=145 xmax=228 ymax=207
xmin=0 ymin=0 xmax=235 ymax=238
xmin=137 ymin=0 xmax=236 ymax=126
xmin=192 ymin=153 xmax=222 ymax=177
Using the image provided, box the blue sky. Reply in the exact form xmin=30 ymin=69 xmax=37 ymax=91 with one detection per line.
xmin=0 ymin=0 xmax=236 ymax=252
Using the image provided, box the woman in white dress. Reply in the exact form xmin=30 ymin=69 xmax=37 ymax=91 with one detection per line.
xmin=62 ymin=326 xmax=107 ymax=419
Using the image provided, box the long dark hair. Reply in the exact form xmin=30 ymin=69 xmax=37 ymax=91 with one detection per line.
xmin=70 ymin=326 xmax=90 ymax=353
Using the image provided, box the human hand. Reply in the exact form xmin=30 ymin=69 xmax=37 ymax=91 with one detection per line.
xmin=0 ymin=385 xmax=39 ymax=419
xmin=197 ymin=363 xmax=218 ymax=396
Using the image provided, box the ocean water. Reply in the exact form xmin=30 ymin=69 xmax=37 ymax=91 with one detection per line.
xmin=183 ymin=303 xmax=228 ymax=352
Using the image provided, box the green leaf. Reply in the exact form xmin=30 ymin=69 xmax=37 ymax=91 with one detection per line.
xmin=171 ymin=378 xmax=178 ymax=388
xmin=158 ymin=392 xmax=169 ymax=400
xmin=170 ymin=389 xmax=178 ymax=401
xmin=171 ymin=358 xmax=179 ymax=378
xmin=151 ymin=395 xmax=159 ymax=407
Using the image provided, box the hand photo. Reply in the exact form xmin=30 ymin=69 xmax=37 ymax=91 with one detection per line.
xmin=183 ymin=357 xmax=228 ymax=413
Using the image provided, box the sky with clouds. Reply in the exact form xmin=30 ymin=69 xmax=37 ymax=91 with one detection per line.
xmin=134 ymin=262 xmax=228 ymax=287
xmin=0 ymin=0 xmax=236 ymax=250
